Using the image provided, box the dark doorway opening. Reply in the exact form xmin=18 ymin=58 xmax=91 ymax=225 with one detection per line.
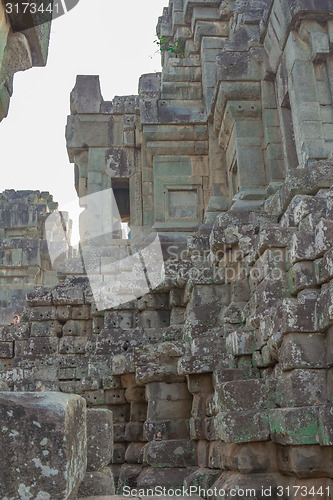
xmin=112 ymin=179 xmax=130 ymax=224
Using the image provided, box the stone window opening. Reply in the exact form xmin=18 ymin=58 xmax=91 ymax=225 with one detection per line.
xmin=111 ymin=178 xmax=130 ymax=239
xmin=279 ymin=93 xmax=298 ymax=172
xmin=230 ymin=158 xmax=239 ymax=199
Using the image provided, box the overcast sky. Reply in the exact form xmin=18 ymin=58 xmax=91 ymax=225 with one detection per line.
xmin=0 ymin=0 xmax=167 ymax=241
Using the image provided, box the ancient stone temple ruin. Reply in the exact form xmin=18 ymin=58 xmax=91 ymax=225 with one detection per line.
xmin=1 ymin=0 xmax=333 ymax=498
xmin=0 ymin=190 xmax=71 ymax=326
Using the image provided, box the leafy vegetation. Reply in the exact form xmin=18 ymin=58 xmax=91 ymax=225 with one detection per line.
xmin=154 ymin=32 xmax=185 ymax=58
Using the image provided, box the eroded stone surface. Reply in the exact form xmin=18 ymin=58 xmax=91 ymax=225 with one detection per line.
xmin=0 ymin=392 xmax=87 ymax=499
xmin=86 ymin=408 xmax=114 ymax=471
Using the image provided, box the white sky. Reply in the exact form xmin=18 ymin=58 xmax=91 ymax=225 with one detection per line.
xmin=0 ymin=0 xmax=168 ymax=242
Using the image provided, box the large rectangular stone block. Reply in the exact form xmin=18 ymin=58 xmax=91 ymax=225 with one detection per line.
xmin=276 ymin=444 xmax=332 ymax=478
xmin=0 ymin=392 xmax=87 ymax=499
xmin=96 ymin=329 xmax=139 ymax=356
xmin=115 ymin=463 xmax=145 ymax=494
xmin=321 ymin=248 xmax=333 ymax=282
xmin=21 ymin=337 xmax=59 ymax=357
xmin=125 ymin=442 xmax=145 ymax=464
xmin=59 ymin=336 xmax=88 ymax=355
xmin=178 ymin=354 xmax=230 ymax=375
xmin=144 ymin=440 xmax=196 ymax=467
xmin=146 ymin=382 xmax=191 ymax=401
xmin=187 ymin=373 xmax=213 ymax=394
xmin=63 ymin=320 xmax=92 ymax=337
xmin=29 ymin=306 xmax=56 ymax=321
xmin=315 ymin=219 xmax=333 ymax=255
xmin=136 ymin=364 xmax=183 ymax=384
xmin=216 ymin=410 xmax=270 ymax=443
xmin=83 ymin=390 xmax=105 ymax=406
xmin=80 ymin=376 xmax=100 ymax=392
xmin=77 ymin=466 xmax=115 ymax=497
xmin=104 ymin=389 xmax=127 ymax=405
xmin=26 ymin=287 xmax=53 ymax=307
xmin=287 ymin=261 xmax=316 ymax=295
xmin=130 ymin=402 xmax=147 ymax=422
xmin=86 ymin=408 xmax=113 ymax=472
xmin=190 ymin=416 xmax=207 ymax=440
xmin=279 ymin=296 xmax=318 ymax=334
xmin=269 ymin=407 xmax=319 ymax=445
xmin=113 ymin=422 xmax=126 ymax=442
xmin=147 ymin=399 xmax=192 ymax=420
xmin=0 ymin=341 xmax=13 ymax=358
xmin=191 ymin=393 xmax=210 ymax=418
xmin=317 ymin=286 xmax=333 ymax=331
xmin=124 ymin=386 xmax=146 ymax=403
xmin=215 ymin=379 xmax=275 ymax=412
xmin=125 ymin=421 xmax=146 ymax=442
xmin=112 ymin=443 xmax=126 ymax=464
xmin=144 ymin=419 xmax=190 ymax=441
xmin=30 ymin=320 xmax=63 ymax=338
xmin=276 ymin=369 xmax=327 ymax=407
xmin=318 ymin=404 xmax=333 ymax=445
xmin=52 ymin=282 xmax=85 ymax=305
xmin=109 ymin=404 xmax=130 ymax=422
xmin=104 ymin=310 xmax=138 ymax=329
xmin=279 ymin=333 xmax=326 ymax=370
xmin=225 ymin=331 xmax=255 ymax=356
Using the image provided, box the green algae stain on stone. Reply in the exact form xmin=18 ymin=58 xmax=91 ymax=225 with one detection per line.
xmin=268 ymin=407 xmax=319 ymax=445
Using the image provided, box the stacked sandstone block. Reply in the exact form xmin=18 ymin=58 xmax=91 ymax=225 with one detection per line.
xmin=0 ymin=275 xmax=196 ymax=493
xmin=0 ymin=392 xmax=87 ymax=499
xmin=78 ymin=407 xmax=115 ymax=497
xmin=2 ymin=0 xmax=333 ymax=497
xmin=197 ymin=162 xmax=333 ymax=493
xmin=0 ymin=180 xmax=333 ymax=495
xmin=0 ymin=391 xmax=114 ymax=498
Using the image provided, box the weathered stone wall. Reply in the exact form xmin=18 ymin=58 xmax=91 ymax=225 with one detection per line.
xmin=1 ymin=0 xmax=333 ymax=498
xmin=0 ymin=2 xmax=54 ymax=325
xmin=0 ymin=190 xmax=71 ymax=325
xmin=0 ymin=391 xmax=114 ymax=499
xmin=0 ymin=391 xmax=87 ymax=499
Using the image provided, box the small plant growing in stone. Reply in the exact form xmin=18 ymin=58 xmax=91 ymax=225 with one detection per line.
xmin=154 ymin=32 xmax=185 ymax=58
